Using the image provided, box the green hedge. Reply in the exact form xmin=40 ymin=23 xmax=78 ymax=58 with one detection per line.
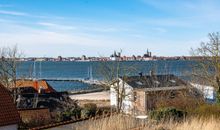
xmin=149 ymin=107 xmax=187 ymax=121
xmin=81 ymin=103 xmax=97 ymax=118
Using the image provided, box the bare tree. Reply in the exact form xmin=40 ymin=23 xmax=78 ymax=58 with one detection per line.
xmin=99 ymin=56 xmax=137 ymax=113
xmin=191 ymin=32 xmax=220 ymax=103
xmin=0 ymin=45 xmax=23 ymax=102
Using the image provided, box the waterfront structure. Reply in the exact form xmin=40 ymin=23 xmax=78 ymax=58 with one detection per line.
xmin=110 ymin=74 xmax=188 ymax=114
xmin=0 ymin=84 xmax=20 ymax=130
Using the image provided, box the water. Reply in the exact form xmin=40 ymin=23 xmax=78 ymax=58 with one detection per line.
xmin=17 ymin=60 xmax=194 ymax=91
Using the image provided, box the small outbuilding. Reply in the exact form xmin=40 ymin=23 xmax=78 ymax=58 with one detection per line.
xmin=110 ymin=74 xmax=189 ymax=114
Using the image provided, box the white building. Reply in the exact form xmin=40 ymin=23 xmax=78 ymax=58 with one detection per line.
xmin=110 ymin=74 xmax=188 ymax=114
xmin=191 ymin=83 xmax=216 ymax=102
xmin=110 ymin=78 xmax=134 ymax=114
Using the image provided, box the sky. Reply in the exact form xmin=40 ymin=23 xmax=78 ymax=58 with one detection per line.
xmin=0 ymin=0 xmax=220 ymax=57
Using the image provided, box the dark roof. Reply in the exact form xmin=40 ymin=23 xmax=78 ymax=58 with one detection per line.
xmin=123 ymin=74 xmax=187 ymax=89
xmin=135 ymin=86 xmax=187 ymax=92
xmin=0 ymin=84 xmax=20 ymax=126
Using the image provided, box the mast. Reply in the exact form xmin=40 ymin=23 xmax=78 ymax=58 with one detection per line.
xmin=87 ymin=65 xmax=93 ymax=80
xmin=90 ymin=65 xmax=93 ymax=80
xmin=33 ymin=61 xmax=36 ymax=80
xmin=39 ymin=61 xmax=42 ymax=79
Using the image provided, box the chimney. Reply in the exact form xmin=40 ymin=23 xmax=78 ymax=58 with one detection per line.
xmin=139 ymin=72 xmax=143 ymax=77
xmin=33 ymin=80 xmax=39 ymax=93
xmin=149 ymin=70 xmax=155 ymax=76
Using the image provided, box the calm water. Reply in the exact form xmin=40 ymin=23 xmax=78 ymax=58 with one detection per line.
xmin=17 ymin=60 xmax=193 ymax=91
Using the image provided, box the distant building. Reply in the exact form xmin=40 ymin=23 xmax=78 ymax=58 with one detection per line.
xmin=132 ymin=55 xmax=136 ymax=61
xmin=110 ymin=51 xmax=121 ymax=61
xmin=0 ymin=84 xmax=20 ymax=130
xmin=81 ymin=55 xmax=87 ymax=61
xmin=143 ymin=49 xmax=152 ymax=58
xmin=110 ymin=74 xmax=189 ymax=114
xmin=57 ymin=56 xmax=62 ymax=61
xmin=35 ymin=58 xmax=48 ymax=61
xmin=142 ymin=49 xmax=153 ymax=61
xmin=136 ymin=55 xmax=142 ymax=61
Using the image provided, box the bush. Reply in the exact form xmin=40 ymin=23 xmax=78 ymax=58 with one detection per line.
xmin=155 ymin=95 xmax=203 ymax=112
xmin=62 ymin=110 xmax=72 ymax=121
xmin=71 ymin=107 xmax=81 ymax=119
xmin=81 ymin=103 xmax=97 ymax=118
xmin=96 ymin=107 xmax=112 ymax=115
xmin=55 ymin=107 xmax=82 ymax=121
xmin=149 ymin=107 xmax=187 ymax=122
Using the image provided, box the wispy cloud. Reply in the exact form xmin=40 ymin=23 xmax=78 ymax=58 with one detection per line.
xmin=0 ymin=10 xmax=28 ymax=16
xmin=82 ymin=26 xmax=120 ymax=33
xmin=38 ymin=22 xmax=76 ymax=30
xmin=38 ymin=21 xmax=125 ymax=33
xmin=0 ymin=1 xmax=217 ymax=57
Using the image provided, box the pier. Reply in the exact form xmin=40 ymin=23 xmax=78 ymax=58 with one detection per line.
xmin=17 ymin=77 xmax=104 ymax=85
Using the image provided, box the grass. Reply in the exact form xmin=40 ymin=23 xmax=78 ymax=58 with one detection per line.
xmin=72 ymin=114 xmax=220 ymax=130
xmin=147 ymin=117 xmax=220 ymax=130
xmin=74 ymin=114 xmax=143 ymax=130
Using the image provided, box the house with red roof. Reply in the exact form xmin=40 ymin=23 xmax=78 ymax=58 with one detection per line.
xmin=0 ymin=83 xmax=20 ymax=130
xmin=15 ymin=80 xmax=56 ymax=93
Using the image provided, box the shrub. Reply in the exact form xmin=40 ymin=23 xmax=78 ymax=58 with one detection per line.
xmin=149 ymin=107 xmax=187 ymax=122
xmin=81 ymin=103 xmax=97 ymax=118
xmin=155 ymin=95 xmax=203 ymax=112
xmin=96 ymin=107 xmax=112 ymax=115
xmin=62 ymin=110 xmax=72 ymax=121
xmin=55 ymin=107 xmax=82 ymax=121
xmin=71 ymin=107 xmax=81 ymax=119
xmin=81 ymin=109 xmax=91 ymax=119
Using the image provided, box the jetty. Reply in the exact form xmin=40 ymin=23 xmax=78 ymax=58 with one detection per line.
xmin=17 ymin=77 xmax=104 ymax=86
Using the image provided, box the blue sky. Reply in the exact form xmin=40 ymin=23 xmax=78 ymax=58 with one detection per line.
xmin=0 ymin=0 xmax=220 ymax=57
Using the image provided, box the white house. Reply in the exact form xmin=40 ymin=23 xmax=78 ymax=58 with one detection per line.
xmin=110 ymin=74 xmax=188 ymax=114
xmin=0 ymin=84 xmax=20 ymax=130
xmin=191 ymin=83 xmax=216 ymax=102
xmin=110 ymin=78 xmax=134 ymax=114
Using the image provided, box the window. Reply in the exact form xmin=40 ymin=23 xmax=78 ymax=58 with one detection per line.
xmin=134 ymin=92 xmax=137 ymax=102
xmin=169 ymin=91 xmax=176 ymax=98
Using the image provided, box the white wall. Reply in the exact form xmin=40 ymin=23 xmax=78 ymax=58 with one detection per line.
xmin=110 ymin=86 xmax=117 ymax=106
xmin=110 ymin=78 xmax=134 ymax=114
xmin=191 ymin=83 xmax=216 ymax=102
xmin=0 ymin=124 xmax=18 ymax=130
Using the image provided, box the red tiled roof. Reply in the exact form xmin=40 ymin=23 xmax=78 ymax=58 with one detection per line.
xmin=16 ymin=80 xmax=56 ymax=93
xmin=0 ymin=84 xmax=20 ymax=126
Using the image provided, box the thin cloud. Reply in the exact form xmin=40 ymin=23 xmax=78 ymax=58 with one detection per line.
xmin=0 ymin=10 xmax=28 ymax=16
xmin=38 ymin=22 xmax=76 ymax=30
